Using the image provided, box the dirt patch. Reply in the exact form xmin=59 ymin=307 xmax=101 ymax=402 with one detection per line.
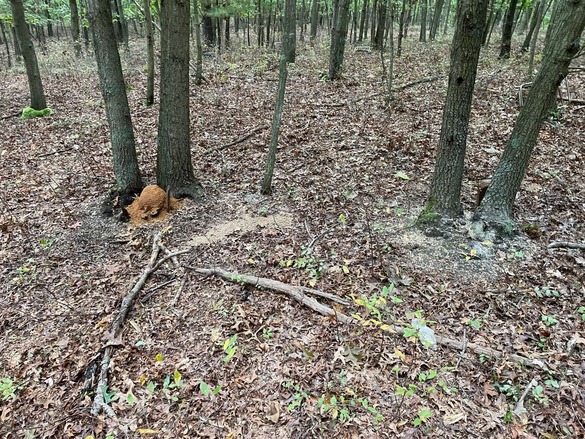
xmin=189 ymin=212 xmax=293 ymax=246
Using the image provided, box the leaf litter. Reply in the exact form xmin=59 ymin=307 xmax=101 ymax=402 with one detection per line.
xmin=0 ymin=36 xmax=584 ymax=438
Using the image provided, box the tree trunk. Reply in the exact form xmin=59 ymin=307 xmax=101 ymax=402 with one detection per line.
xmin=358 ymin=0 xmax=369 ymax=40
xmin=310 ymin=0 xmax=319 ymax=41
xmin=373 ymin=0 xmax=387 ymax=49
xmin=9 ymin=0 xmax=47 ymax=110
xmin=370 ymin=0 xmax=378 ymax=44
xmin=45 ymin=0 xmax=54 ymax=37
xmin=526 ymin=0 xmax=547 ymax=79
xmin=300 ymin=0 xmax=306 ymax=41
xmin=474 ymin=0 xmax=585 ymax=233
xmin=283 ymin=0 xmax=297 ymax=61
xmin=499 ymin=0 xmax=519 ymax=58
xmin=144 ymin=0 xmax=155 ymax=105
xmin=257 ymin=0 xmax=264 ymax=46
xmin=0 ymin=20 xmax=13 ymax=68
xmin=157 ymin=0 xmax=201 ymax=198
xmin=421 ymin=0 xmax=488 ymax=219
xmin=193 ymin=0 xmax=203 ymax=84
xmin=261 ymin=0 xmax=293 ymax=194
xmin=429 ymin=0 xmax=445 ymax=40
xmin=419 ymin=0 xmax=428 ymax=41
xmin=69 ymin=0 xmax=82 ymax=56
xmin=202 ymin=0 xmax=215 ymax=46
xmin=328 ymin=0 xmax=351 ymax=79
xmin=397 ymin=0 xmax=406 ymax=55
xmin=442 ymin=0 xmax=452 ymax=34
xmin=88 ymin=0 xmax=143 ymax=195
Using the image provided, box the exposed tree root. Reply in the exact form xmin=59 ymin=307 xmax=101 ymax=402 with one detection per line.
xmin=191 ymin=267 xmax=550 ymax=370
xmin=89 ymin=231 xmax=188 ymax=416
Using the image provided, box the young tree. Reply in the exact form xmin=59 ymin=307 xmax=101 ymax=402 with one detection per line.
xmin=144 ymin=0 xmax=155 ymax=105
xmin=421 ymin=0 xmax=488 ymax=219
xmin=419 ymin=0 xmax=428 ymax=41
xmin=310 ymin=0 xmax=319 ymax=41
xmin=429 ymin=0 xmax=445 ymax=40
xmin=9 ymin=0 xmax=47 ymax=110
xmin=283 ymin=0 xmax=296 ymax=62
xmin=88 ymin=0 xmax=143 ymax=195
xmin=373 ymin=0 xmax=387 ymax=49
xmin=157 ymin=0 xmax=201 ymax=197
xmin=474 ymin=0 xmax=585 ymax=233
xmin=261 ymin=0 xmax=294 ymax=194
xmin=328 ymin=0 xmax=351 ymax=79
xmin=69 ymin=0 xmax=82 ymax=56
xmin=498 ymin=0 xmax=519 ymax=58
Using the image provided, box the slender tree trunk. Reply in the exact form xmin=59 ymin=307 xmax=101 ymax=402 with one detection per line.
xmin=422 ymin=0 xmax=488 ymax=219
xmin=9 ymin=0 xmax=47 ymax=110
xmin=261 ymin=0 xmax=293 ymax=195
xmin=370 ymin=0 xmax=378 ymax=44
xmin=442 ymin=0 xmax=452 ymax=34
xmin=1 ymin=21 xmax=13 ymax=68
xmin=202 ymin=0 xmax=215 ymax=46
xmin=526 ymin=0 xmax=545 ymax=80
xmin=429 ymin=0 xmax=445 ymax=40
xmin=373 ymin=0 xmax=387 ymax=49
xmin=257 ymin=0 xmax=264 ymax=46
xmin=69 ymin=0 xmax=82 ymax=56
xmin=157 ymin=0 xmax=201 ymax=197
xmin=88 ymin=0 xmax=143 ymax=194
xmin=475 ymin=0 xmax=585 ymax=233
xmin=328 ymin=0 xmax=351 ymax=79
xmin=359 ymin=0 xmax=369 ymax=40
xmin=420 ymin=0 xmax=428 ymax=41
xmin=284 ymin=0 xmax=297 ymax=61
xmin=397 ymin=0 xmax=406 ymax=55
xmin=300 ymin=0 xmax=306 ymax=41
xmin=310 ymin=0 xmax=319 ymax=41
xmin=193 ymin=0 xmax=203 ymax=84
xmin=144 ymin=0 xmax=155 ymax=105
xmin=499 ymin=0 xmax=519 ymax=58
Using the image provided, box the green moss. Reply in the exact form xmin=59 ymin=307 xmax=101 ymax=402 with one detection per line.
xmin=415 ymin=200 xmax=441 ymax=225
xmin=21 ymin=107 xmax=53 ymax=119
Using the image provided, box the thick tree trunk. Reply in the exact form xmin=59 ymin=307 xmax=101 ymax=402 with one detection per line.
xmin=157 ymin=0 xmax=201 ymax=198
xmin=9 ymin=0 xmax=47 ymax=110
xmin=421 ymin=0 xmax=488 ymax=219
xmin=474 ymin=0 xmax=585 ymax=232
xmin=144 ymin=0 xmax=155 ymax=105
xmin=283 ymin=0 xmax=297 ymax=61
xmin=328 ymin=0 xmax=351 ymax=79
xmin=499 ymin=0 xmax=519 ymax=58
xmin=88 ymin=0 xmax=143 ymax=194
xmin=202 ymin=0 xmax=215 ymax=46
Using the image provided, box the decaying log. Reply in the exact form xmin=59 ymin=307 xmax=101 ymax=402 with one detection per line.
xmin=191 ymin=267 xmax=549 ymax=370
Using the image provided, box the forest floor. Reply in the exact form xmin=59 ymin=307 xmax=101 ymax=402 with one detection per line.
xmin=1 ymin=34 xmax=584 ymax=439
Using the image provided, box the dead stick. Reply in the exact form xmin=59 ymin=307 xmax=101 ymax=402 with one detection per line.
xmin=215 ymin=125 xmax=269 ymax=151
xmin=548 ymin=241 xmax=585 ymax=249
xmin=191 ymin=267 xmax=549 ymax=370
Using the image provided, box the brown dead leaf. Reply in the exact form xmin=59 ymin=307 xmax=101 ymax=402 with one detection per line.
xmin=265 ymin=401 xmax=281 ymax=423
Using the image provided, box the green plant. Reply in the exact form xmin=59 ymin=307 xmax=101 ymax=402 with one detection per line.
xmin=578 ymin=306 xmax=585 ymax=321
xmin=541 ymin=314 xmax=558 ymax=327
xmin=39 ymin=238 xmax=55 ymax=249
xmin=531 ymin=384 xmax=549 ymax=406
xmin=200 ymin=381 xmax=222 ymax=397
xmin=467 ymin=318 xmax=482 ymax=329
xmin=280 ymin=253 xmax=327 ymax=287
xmin=222 ymin=334 xmax=238 ymax=363
xmin=534 ymin=286 xmax=559 ymax=299
xmin=493 ymin=381 xmax=520 ymax=401
xmin=13 ymin=260 xmax=38 ymax=284
xmin=100 ymin=385 xmax=119 ymax=404
xmin=283 ymin=381 xmax=309 ymax=411
xmin=1 ymin=377 xmax=26 ymax=400
xmin=413 ymin=408 xmax=433 ymax=426
xmin=261 ymin=328 xmax=273 ymax=340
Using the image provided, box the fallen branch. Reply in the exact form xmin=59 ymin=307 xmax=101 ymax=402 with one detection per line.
xmin=187 ymin=266 xmax=353 ymax=323
xmin=352 ymin=76 xmax=444 ymax=104
xmin=38 ymin=147 xmax=75 ymax=158
xmin=215 ymin=125 xmax=269 ymax=151
xmin=191 ymin=267 xmax=549 ymax=370
xmin=0 ymin=111 xmax=20 ymax=120
xmin=548 ymin=241 xmax=585 ymax=250
xmin=90 ymin=231 xmax=186 ymax=416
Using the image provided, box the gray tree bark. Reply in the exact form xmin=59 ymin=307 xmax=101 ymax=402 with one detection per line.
xmin=9 ymin=0 xmax=47 ymax=109
xmin=88 ymin=0 xmax=143 ymax=195
xmin=144 ymin=0 xmax=155 ymax=105
xmin=283 ymin=0 xmax=297 ymax=62
xmin=499 ymin=0 xmax=519 ymax=58
xmin=157 ymin=0 xmax=201 ymax=198
xmin=421 ymin=0 xmax=488 ymax=220
xmin=328 ymin=0 xmax=351 ymax=79
xmin=474 ymin=0 xmax=585 ymax=233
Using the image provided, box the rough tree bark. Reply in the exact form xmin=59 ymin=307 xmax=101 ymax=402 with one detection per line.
xmin=9 ymin=0 xmax=47 ymax=110
xmin=88 ymin=0 xmax=143 ymax=195
xmin=69 ymin=0 xmax=82 ymax=56
xmin=328 ymin=0 xmax=351 ymax=79
xmin=499 ymin=0 xmax=519 ymax=58
xmin=473 ymin=0 xmax=585 ymax=234
xmin=421 ymin=0 xmax=488 ymax=220
xmin=310 ymin=0 xmax=319 ymax=41
xmin=144 ymin=0 xmax=155 ymax=105
xmin=283 ymin=0 xmax=297 ymax=62
xmin=157 ymin=0 xmax=201 ymax=198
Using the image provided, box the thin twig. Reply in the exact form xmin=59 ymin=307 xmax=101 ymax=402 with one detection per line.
xmin=455 ymin=329 xmax=467 ymax=370
xmin=548 ymin=241 xmax=585 ymax=250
